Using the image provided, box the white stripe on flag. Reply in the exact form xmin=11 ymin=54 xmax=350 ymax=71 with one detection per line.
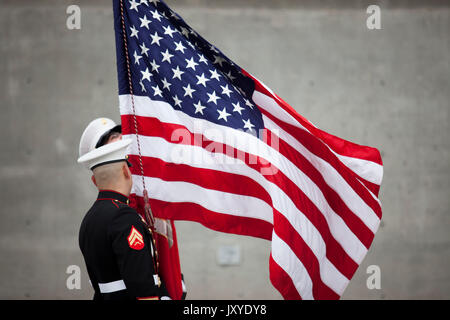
xmin=131 ymin=175 xmax=274 ymax=224
xmin=271 ymin=231 xmax=314 ymax=300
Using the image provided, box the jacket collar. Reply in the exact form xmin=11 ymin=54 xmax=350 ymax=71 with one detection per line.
xmin=97 ymin=189 xmax=129 ymax=204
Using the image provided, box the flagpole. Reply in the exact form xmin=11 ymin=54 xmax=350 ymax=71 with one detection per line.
xmin=118 ymin=0 xmax=159 ymax=271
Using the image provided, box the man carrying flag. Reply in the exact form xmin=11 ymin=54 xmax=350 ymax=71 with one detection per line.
xmin=77 ymin=117 xmax=171 ymax=300
xmin=113 ymin=0 xmax=383 ymax=300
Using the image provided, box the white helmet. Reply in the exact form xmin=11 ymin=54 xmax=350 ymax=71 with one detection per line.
xmin=77 ymin=117 xmax=131 ymax=170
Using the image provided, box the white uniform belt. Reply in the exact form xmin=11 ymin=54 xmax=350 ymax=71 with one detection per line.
xmin=98 ymin=279 xmax=126 ymax=293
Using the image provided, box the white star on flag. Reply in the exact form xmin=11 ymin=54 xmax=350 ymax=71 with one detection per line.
xmin=150 ymin=59 xmax=160 ymax=72
xmin=232 ymin=101 xmax=244 ymax=115
xmin=133 ymin=50 xmax=142 ymax=65
xmin=185 ymin=57 xmax=198 ymax=71
xmin=152 ymin=84 xmax=163 ymax=97
xmin=151 ymin=9 xmax=163 ymax=21
xmin=140 ymin=67 xmax=151 ymax=82
xmin=129 ymin=0 xmax=140 ymax=12
xmin=172 ymin=95 xmax=182 ymax=107
xmin=174 ymin=41 xmax=186 ymax=53
xmin=139 ymin=15 xmax=151 ymax=29
xmin=217 ymin=107 xmax=231 ymax=122
xmin=150 ymin=31 xmax=163 ymax=46
xmin=196 ymin=73 xmax=209 ymax=87
xmin=209 ymin=69 xmax=221 ymax=81
xmin=161 ymin=49 xmax=174 ymax=63
xmin=172 ymin=66 xmax=184 ymax=80
xmin=130 ymin=25 xmax=139 ymax=38
xmin=193 ymin=100 xmax=206 ymax=114
xmin=183 ymin=84 xmax=196 ymax=98
xmin=242 ymin=118 xmax=255 ymax=131
xmin=140 ymin=42 xmax=149 ymax=56
xmin=163 ymin=25 xmax=177 ymax=38
xmin=207 ymin=91 xmax=220 ymax=105
xmin=220 ymin=84 xmax=232 ymax=97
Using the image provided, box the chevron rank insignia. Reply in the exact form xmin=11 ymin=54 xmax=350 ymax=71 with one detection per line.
xmin=127 ymin=226 xmax=144 ymax=250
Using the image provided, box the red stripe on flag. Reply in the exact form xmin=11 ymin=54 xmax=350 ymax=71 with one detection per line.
xmin=269 ymin=254 xmax=302 ymax=300
xmin=356 ymin=177 xmax=380 ymax=197
xmin=131 ymin=196 xmax=274 ymax=240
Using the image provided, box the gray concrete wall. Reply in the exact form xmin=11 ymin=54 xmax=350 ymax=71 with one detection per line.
xmin=0 ymin=0 xmax=448 ymax=299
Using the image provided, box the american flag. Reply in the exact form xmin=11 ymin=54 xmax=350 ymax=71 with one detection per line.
xmin=113 ymin=0 xmax=383 ymax=300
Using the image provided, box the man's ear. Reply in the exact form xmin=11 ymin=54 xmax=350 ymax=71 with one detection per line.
xmin=122 ymin=162 xmax=131 ymax=180
xmin=91 ymin=174 xmax=97 ymax=187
